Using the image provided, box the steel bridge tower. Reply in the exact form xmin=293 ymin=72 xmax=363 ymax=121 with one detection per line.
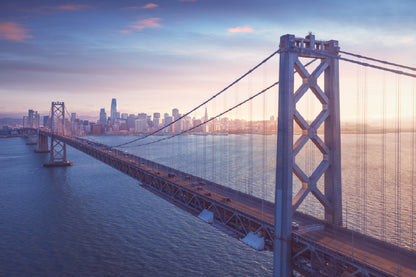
xmin=44 ymin=102 xmax=73 ymax=167
xmin=274 ymin=34 xmax=341 ymax=276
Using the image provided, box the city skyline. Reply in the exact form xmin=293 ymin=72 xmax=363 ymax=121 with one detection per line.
xmin=1 ymin=0 xmax=416 ymax=119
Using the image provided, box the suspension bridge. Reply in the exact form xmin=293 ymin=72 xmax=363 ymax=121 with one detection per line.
xmin=22 ymin=33 xmax=416 ymax=276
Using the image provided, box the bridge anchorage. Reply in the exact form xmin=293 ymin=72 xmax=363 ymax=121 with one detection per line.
xmin=43 ymin=102 xmax=72 ymax=167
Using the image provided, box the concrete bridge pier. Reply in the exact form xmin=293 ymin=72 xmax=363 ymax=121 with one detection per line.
xmin=34 ymin=133 xmax=50 ymax=153
xmin=25 ymin=129 xmax=38 ymax=145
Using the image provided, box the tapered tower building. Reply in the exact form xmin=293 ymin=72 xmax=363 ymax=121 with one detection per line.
xmin=111 ymin=98 xmax=117 ymax=122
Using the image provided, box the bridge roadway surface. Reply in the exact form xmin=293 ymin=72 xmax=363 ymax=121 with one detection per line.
xmin=41 ymin=131 xmax=416 ymax=276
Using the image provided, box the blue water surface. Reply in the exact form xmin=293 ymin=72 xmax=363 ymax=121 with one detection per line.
xmin=0 ymin=137 xmax=272 ymax=277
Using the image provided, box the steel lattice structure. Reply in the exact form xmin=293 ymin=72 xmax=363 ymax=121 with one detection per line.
xmin=275 ymin=33 xmax=342 ymax=276
xmin=44 ymin=102 xmax=72 ymax=167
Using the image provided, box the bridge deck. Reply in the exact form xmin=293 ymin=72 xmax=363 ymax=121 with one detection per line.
xmin=39 ymin=131 xmax=416 ymax=276
xmin=146 ymin=162 xmax=416 ymax=276
xmin=305 ymin=228 xmax=416 ymax=276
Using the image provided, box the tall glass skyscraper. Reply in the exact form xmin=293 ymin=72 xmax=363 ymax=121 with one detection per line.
xmin=111 ymin=98 xmax=117 ymax=121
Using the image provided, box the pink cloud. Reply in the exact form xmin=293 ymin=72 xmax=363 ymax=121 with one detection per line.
xmin=122 ymin=3 xmax=158 ymax=10
xmin=142 ymin=3 xmax=158 ymax=9
xmin=0 ymin=22 xmax=33 ymax=42
xmin=135 ymin=18 xmax=162 ymax=28
xmin=129 ymin=25 xmax=145 ymax=31
xmin=228 ymin=26 xmax=255 ymax=33
xmin=121 ymin=18 xmax=162 ymax=34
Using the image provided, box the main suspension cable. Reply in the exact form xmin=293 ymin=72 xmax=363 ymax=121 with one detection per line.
xmin=125 ymin=81 xmax=279 ymax=148
xmin=119 ymin=58 xmax=317 ymax=149
xmin=300 ymin=48 xmax=416 ymax=79
xmin=339 ymin=50 xmax=416 ymax=72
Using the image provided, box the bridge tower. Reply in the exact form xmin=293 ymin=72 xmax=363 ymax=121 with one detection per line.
xmin=274 ymin=34 xmax=341 ymax=276
xmin=44 ymin=102 xmax=73 ymax=167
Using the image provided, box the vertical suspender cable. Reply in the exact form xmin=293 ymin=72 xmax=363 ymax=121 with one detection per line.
xmin=363 ymin=67 xmax=367 ymax=235
xmin=262 ymin=66 xmax=267 ymax=219
xmin=275 ymin=60 xmax=279 ymax=203
xmin=203 ymin=106 xmax=207 ymax=179
xmin=355 ymin=63 xmax=362 ymax=233
xmin=394 ymin=73 xmax=399 ymax=245
xmin=212 ymin=104 xmax=216 ymax=184
xmin=172 ymin=120 xmax=175 ymax=169
xmin=249 ymin=76 xmax=254 ymax=196
xmin=227 ymin=91 xmax=231 ymax=187
xmin=306 ymin=76 xmax=311 ymax=199
xmin=222 ymin=93 xmax=227 ymax=187
xmin=382 ymin=72 xmax=386 ymax=241
xmin=235 ymin=83 xmax=242 ymax=193
xmin=396 ymin=74 xmax=402 ymax=248
xmin=178 ymin=124 xmax=182 ymax=172
xmin=394 ymin=71 xmax=401 ymax=275
xmin=412 ymin=83 xmax=415 ymax=250
xmin=194 ymin=111 xmax=198 ymax=177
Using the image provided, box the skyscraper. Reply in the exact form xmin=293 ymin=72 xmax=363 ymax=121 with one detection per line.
xmin=153 ymin=112 xmax=161 ymax=129
xmin=172 ymin=108 xmax=179 ymax=119
xmin=111 ymin=98 xmax=117 ymax=122
xmin=99 ymin=108 xmax=107 ymax=126
xmin=203 ymin=107 xmax=208 ymax=133
xmin=204 ymin=107 xmax=208 ymax=122
xmin=28 ymin=109 xmax=34 ymax=128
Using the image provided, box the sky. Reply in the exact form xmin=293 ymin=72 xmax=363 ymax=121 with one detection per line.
xmin=1 ymin=0 xmax=416 ymax=120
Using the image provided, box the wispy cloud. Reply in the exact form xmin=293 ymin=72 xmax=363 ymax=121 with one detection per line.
xmin=228 ymin=26 xmax=254 ymax=33
xmin=134 ymin=18 xmax=162 ymax=28
xmin=142 ymin=3 xmax=158 ymax=9
xmin=123 ymin=3 xmax=159 ymax=10
xmin=129 ymin=25 xmax=145 ymax=31
xmin=0 ymin=22 xmax=33 ymax=42
xmin=20 ymin=4 xmax=92 ymax=14
xmin=121 ymin=18 xmax=162 ymax=33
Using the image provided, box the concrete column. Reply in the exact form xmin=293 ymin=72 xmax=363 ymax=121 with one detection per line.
xmin=35 ymin=133 xmax=50 ymax=153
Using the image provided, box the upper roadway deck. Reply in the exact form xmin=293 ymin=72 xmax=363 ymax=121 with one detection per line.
xmin=39 ymin=130 xmax=416 ymax=276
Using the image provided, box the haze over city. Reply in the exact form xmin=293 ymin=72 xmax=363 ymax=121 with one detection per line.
xmin=1 ymin=0 xmax=416 ymax=120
